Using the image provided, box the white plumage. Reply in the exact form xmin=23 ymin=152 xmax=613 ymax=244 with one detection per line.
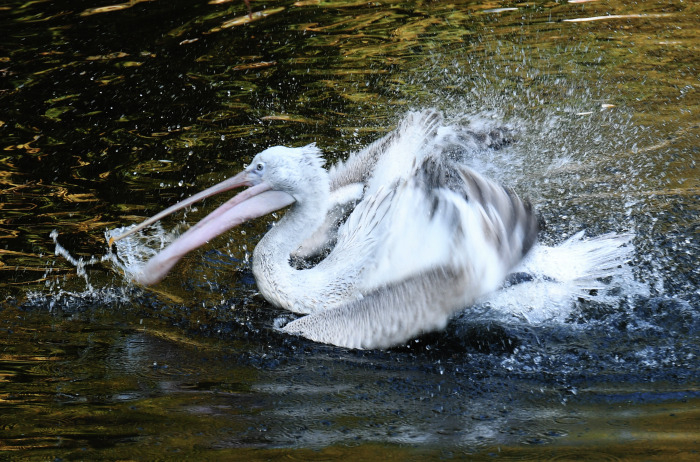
xmin=110 ymin=110 xmax=539 ymax=349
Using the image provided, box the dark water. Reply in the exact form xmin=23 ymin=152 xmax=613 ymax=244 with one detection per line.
xmin=1 ymin=0 xmax=698 ymax=459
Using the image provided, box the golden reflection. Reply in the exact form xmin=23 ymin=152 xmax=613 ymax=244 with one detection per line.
xmin=80 ymin=0 xmax=155 ymax=17
xmin=564 ymin=13 xmax=673 ymax=22
xmin=294 ymin=0 xmax=373 ymax=7
xmin=0 ymin=249 xmax=41 ymax=258
xmin=212 ymin=7 xmax=285 ymax=30
xmin=63 ymin=193 xmax=100 ymax=203
xmin=304 ymin=11 xmax=388 ymax=32
xmin=18 ymin=1 xmax=51 ymax=10
xmin=32 ymin=65 xmax=64 ymax=77
xmin=0 ymin=354 xmax=60 ymax=362
xmin=95 ymin=75 xmax=125 ymax=86
xmin=0 ymin=266 xmax=52 ymax=273
xmin=0 ymin=228 xmax=20 ymax=239
xmin=260 ymin=114 xmax=318 ymax=123
xmin=231 ymin=61 xmax=276 ymax=71
xmin=391 ymin=17 xmax=443 ymax=41
xmin=0 ymin=203 xmax=37 ymax=211
xmin=86 ymin=52 xmax=130 ymax=62
xmin=0 ymin=436 xmax=63 ymax=451
xmin=43 ymin=106 xmax=71 ymax=121
xmin=141 ymin=325 xmax=223 ymax=348
xmin=116 ymin=61 xmax=143 ymax=68
xmin=34 ymin=213 xmax=115 ymax=233
xmin=4 ymin=135 xmax=41 ymax=153
xmin=45 ymin=94 xmax=78 ymax=104
xmin=126 ymin=285 xmax=186 ymax=304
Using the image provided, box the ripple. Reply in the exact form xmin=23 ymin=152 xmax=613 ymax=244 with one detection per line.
xmin=554 ymin=415 xmax=586 ymax=425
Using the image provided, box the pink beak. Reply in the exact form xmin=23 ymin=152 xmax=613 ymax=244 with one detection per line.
xmin=109 ymin=169 xmax=295 ymax=285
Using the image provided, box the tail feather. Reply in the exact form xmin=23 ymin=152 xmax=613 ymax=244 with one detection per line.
xmin=517 ymin=231 xmax=635 ymax=288
xmin=479 ymin=231 xmax=643 ymax=324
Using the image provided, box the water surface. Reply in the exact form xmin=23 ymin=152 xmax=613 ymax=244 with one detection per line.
xmin=1 ymin=0 xmax=698 ymax=459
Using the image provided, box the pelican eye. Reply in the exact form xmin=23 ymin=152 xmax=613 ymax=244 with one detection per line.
xmin=256 ymin=162 xmax=264 ymax=172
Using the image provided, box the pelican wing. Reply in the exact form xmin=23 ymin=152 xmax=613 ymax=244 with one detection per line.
xmin=294 ymin=109 xmax=444 ymax=259
xmin=328 ymin=109 xmax=443 ymax=191
xmin=358 ymin=155 xmax=537 ymax=293
xmin=313 ymin=185 xmax=396 ymax=285
xmin=299 ymin=109 xmax=518 ymax=261
xmin=282 ymin=266 xmax=471 ymax=349
xmin=283 ymin=156 xmax=538 ymax=349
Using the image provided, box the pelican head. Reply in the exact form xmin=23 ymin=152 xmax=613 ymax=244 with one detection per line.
xmin=245 ymin=144 xmax=328 ymax=205
xmin=109 ymin=143 xmax=328 ymax=285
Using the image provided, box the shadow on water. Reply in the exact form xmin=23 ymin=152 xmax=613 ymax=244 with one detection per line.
xmin=0 ymin=0 xmax=698 ymax=459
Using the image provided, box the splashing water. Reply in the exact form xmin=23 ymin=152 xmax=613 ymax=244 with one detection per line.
xmin=39 ymin=223 xmax=184 ymax=311
xmin=31 ymin=230 xmax=136 ymax=311
xmin=89 ymin=109 xmax=654 ymax=337
xmin=104 ymin=222 xmax=181 ymax=282
xmin=478 ymin=231 xmax=647 ymax=325
xmin=49 ymin=229 xmax=108 ymax=290
xmin=49 ymin=224 xmax=178 ymax=290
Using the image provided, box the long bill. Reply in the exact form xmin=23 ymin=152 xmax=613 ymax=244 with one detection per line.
xmin=110 ymin=170 xmax=296 ymax=285
xmin=109 ymin=170 xmax=255 ymax=246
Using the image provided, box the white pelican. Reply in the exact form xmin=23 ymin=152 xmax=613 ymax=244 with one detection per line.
xmin=110 ymin=110 xmax=538 ymax=349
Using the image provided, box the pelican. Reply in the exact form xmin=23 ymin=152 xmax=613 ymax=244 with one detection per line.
xmin=110 ymin=110 xmax=538 ymax=349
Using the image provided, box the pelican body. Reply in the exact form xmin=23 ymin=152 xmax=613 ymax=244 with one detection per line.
xmin=110 ymin=110 xmax=538 ymax=349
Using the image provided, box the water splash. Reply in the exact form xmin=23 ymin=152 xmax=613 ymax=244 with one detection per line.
xmin=104 ymin=222 xmax=180 ymax=282
xmin=41 ymin=225 xmax=181 ymax=309
xmin=476 ymin=231 xmax=647 ymax=325
xmin=29 ymin=230 xmax=134 ymax=311
xmin=49 ymin=229 xmax=109 ymax=291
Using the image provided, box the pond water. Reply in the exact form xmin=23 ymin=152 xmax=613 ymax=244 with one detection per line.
xmin=1 ymin=0 xmax=698 ymax=459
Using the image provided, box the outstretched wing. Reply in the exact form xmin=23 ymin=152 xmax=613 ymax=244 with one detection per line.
xmin=328 ymin=109 xmax=443 ymax=191
xmin=294 ymin=109 xmax=444 ymax=260
xmin=362 ymin=155 xmax=538 ymax=293
xmin=284 ymin=156 xmax=538 ymax=349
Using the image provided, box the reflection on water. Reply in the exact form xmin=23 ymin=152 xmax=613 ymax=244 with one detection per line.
xmin=0 ymin=0 xmax=698 ymax=458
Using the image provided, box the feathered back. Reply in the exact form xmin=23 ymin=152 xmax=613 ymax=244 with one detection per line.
xmin=297 ymin=143 xmax=326 ymax=170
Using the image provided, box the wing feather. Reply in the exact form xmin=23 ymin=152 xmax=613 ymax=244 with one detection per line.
xmin=282 ymin=266 xmax=471 ymax=349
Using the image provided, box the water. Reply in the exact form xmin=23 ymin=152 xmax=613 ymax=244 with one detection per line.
xmin=1 ymin=0 xmax=698 ymax=459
